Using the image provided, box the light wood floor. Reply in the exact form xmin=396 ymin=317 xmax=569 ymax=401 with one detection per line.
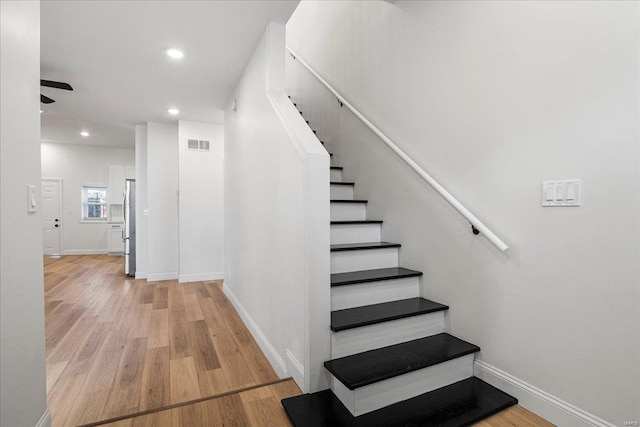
xmin=45 ymin=255 xmax=279 ymax=426
xmin=45 ymin=255 xmax=553 ymax=427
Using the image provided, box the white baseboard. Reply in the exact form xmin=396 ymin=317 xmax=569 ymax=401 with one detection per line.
xmin=178 ymin=271 xmax=224 ymax=283
xmin=146 ymin=272 xmax=178 ymax=281
xmin=135 ymin=271 xmax=147 ymax=280
xmin=62 ymin=249 xmax=108 ymax=255
xmin=222 ymin=284 xmax=288 ymax=378
xmin=286 ymin=348 xmax=305 ymax=390
xmin=474 ymin=360 xmax=614 ymax=427
xmin=35 ymin=408 xmax=51 ymax=427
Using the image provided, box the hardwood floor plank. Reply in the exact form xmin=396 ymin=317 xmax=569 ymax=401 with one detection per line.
xmin=102 ymin=337 xmax=148 ymax=418
xmin=47 ymin=361 xmax=69 ymax=394
xmin=147 ymin=309 xmax=169 ymax=349
xmin=82 ymin=330 xmax=129 ymax=394
xmin=197 ymin=368 xmax=231 ymax=397
xmin=127 ymin=303 xmax=153 ymax=339
xmin=130 ymin=410 xmax=173 ymax=427
xmin=188 ymin=319 xmax=221 ymax=372
xmin=169 ymin=357 xmax=201 ymax=403
xmin=198 ymin=295 xmax=225 ymax=330
xmin=139 ymin=346 xmax=171 ymax=411
xmin=239 ymin=385 xmax=274 ymax=404
xmin=152 ymin=286 xmax=168 ymax=310
xmin=169 ymin=308 xmax=189 ymax=360
xmin=47 ymin=316 xmax=94 ymax=364
xmin=205 ymin=393 xmax=251 ymax=427
xmin=140 ymin=284 xmax=155 ymax=305
xmin=267 ymin=378 xmax=302 ymax=402
xmin=183 ymin=292 xmax=205 ymax=321
xmin=47 ymin=374 xmax=88 ymax=426
xmin=209 ymin=327 xmax=255 ymax=388
xmin=46 ymin=304 xmax=85 ymax=352
xmin=244 ymin=396 xmax=291 ymax=427
xmin=66 ymin=389 xmax=110 ymax=427
xmin=60 ymin=321 xmax=111 ymax=378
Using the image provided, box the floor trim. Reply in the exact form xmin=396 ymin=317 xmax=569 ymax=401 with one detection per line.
xmin=474 ymin=360 xmax=614 ymax=427
xmin=35 ymin=408 xmax=51 ymax=427
xmin=223 ymin=284 xmax=288 ymax=378
xmin=77 ymin=378 xmax=294 ymax=427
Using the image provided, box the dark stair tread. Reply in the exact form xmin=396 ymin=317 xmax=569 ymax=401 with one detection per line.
xmin=331 ymin=220 xmax=382 ymax=225
xmin=331 ymin=297 xmax=449 ymax=332
xmin=330 ymin=199 xmax=367 ymax=204
xmin=330 ymin=181 xmax=354 ymax=186
xmin=324 ymin=333 xmax=480 ymax=390
xmin=330 ymin=166 xmax=344 ymax=170
xmin=330 ymin=242 xmax=400 ymax=252
xmin=331 ymin=267 xmax=422 ymax=286
xmin=281 ymin=377 xmax=518 ymax=427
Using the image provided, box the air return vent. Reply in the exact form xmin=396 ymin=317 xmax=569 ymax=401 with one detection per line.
xmin=187 ymin=139 xmax=210 ymax=151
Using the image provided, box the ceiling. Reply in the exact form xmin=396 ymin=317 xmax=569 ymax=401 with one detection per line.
xmin=40 ymin=0 xmax=299 ymax=149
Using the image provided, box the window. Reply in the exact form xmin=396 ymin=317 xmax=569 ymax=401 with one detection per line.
xmin=82 ymin=186 xmax=107 ymax=221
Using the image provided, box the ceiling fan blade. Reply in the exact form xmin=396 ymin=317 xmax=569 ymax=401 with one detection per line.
xmin=41 ymin=94 xmax=55 ymax=104
xmin=40 ymin=79 xmax=73 ymax=91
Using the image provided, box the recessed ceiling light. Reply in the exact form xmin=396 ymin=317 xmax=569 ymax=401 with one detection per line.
xmin=168 ymin=108 xmax=179 ymax=115
xmin=166 ymin=48 xmax=184 ymax=59
xmin=80 ymin=131 xmax=90 ymax=137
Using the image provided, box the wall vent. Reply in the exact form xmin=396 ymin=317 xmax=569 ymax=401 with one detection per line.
xmin=187 ymin=139 xmax=210 ymax=151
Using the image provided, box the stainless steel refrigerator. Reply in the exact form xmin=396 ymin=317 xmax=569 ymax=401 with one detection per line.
xmin=124 ymin=179 xmax=136 ymax=276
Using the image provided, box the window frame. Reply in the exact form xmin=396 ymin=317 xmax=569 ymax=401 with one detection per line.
xmin=81 ymin=185 xmax=108 ymax=222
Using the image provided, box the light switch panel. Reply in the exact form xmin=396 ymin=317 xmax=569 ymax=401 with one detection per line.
xmin=542 ymin=180 xmax=581 ymax=207
xmin=27 ymin=184 xmax=37 ymax=213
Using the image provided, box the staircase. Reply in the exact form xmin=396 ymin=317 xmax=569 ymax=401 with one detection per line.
xmin=281 ymin=109 xmax=517 ymax=426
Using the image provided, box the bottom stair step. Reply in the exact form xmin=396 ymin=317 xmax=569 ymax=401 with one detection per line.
xmin=281 ymin=377 xmax=518 ymax=427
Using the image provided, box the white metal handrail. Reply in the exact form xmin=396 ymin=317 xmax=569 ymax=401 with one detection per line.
xmin=287 ymin=46 xmax=509 ymax=252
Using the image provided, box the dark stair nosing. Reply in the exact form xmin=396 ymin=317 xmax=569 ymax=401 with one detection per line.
xmin=281 ymin=377 xmax=518 ymax=427
xmin=324 ymin=333 xmax=480 ymax=390
xmin=330 ymin=199 xmax=367 ymax=204
xmin=331 ymin=267 xmax=422 ymax=287
xmin=330 ymin=181 xmax=354 ymax=186
xmin=330 ymin=242 xmax=400 ymax=252
xmin=330 ymin=166 xmax=343 ymax=170
xmin=331 ymin=297 xmax=449 ymax=332
xmin=331 ymin=220 xmax=382 ymax=225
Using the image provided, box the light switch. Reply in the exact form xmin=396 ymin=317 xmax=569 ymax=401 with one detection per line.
xmin=542 ymin=180 xmax=581 ymax=207
xmin=545 ymin=187 xmax=555 ymax=201
xmin=27 ymin=185 xmax=37 ymax=213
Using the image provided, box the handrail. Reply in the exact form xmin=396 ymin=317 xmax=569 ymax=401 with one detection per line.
xmin=287 ymin=46 xmax=509 ymax=252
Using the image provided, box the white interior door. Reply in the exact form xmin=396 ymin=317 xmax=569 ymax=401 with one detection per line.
xmin=42 ymin=179 xmax=62 ymax=256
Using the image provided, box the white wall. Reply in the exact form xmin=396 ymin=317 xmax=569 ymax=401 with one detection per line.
xmin=41 ymin=142 xmax=134 ymax=254
xmin=224 ymin=23 xmax=330 ymax=392
xmin=287 ymin=1 xmax=639 ymax=425
xmin=135 ymin=125 xmax=149 ymax=278
xmin=178 ymin=120 xmax=224 ymax=282
xmin=0 ymin=1 xmax=49 ymax=425
xmin=146 ymin=122 xmax=179 ymax=280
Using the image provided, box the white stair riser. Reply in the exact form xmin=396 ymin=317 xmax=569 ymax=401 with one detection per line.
xmin=331 ymin=354 xmax=475 ymax=417
xmin=331 ymin=277 xmax=420 ymax=310
xmin=331 ymin=312 xmax=445 ymax=358
xmin=330 ymin=185 xmax=354 ymax=200
xmin=331 ymin=248 xmax=398 ymax=274
xmin=331 ymin=223 xmax=380 ymax=245
xmin=330 ymin=203 xmax=367 ymax=221
xmin=330 ymin=169 xmax=343 ymax=181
